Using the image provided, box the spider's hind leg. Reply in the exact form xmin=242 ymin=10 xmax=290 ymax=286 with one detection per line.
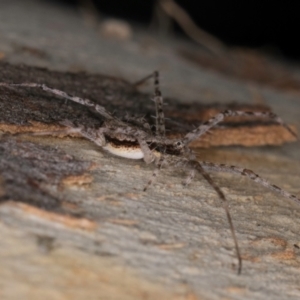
xmin=143 ymin=153 xmax=165 ymax=191
xmin=190 ymin=160 xmax=242 ymax=274
xmin=202 ymin=161 xmax=300 ymax=205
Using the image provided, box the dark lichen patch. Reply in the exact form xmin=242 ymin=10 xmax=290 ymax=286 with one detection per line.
xmin=0 ymin=137 xmax=91 ymax=213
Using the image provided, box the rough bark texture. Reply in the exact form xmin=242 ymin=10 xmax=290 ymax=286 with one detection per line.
xmin=0 ymin=1 xmax=300 ymax=300
xmin=0 ymin=63 xmax=295 ymax=147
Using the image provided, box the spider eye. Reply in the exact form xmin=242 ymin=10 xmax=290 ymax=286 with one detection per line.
xmin=175 ymin=141 xmax=183 ymax=148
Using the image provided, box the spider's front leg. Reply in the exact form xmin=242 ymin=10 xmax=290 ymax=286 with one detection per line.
xmin=182 ymin=110 xmax=297 ymax=146
xmin=0 ymin=82 xmax=121 ymax=123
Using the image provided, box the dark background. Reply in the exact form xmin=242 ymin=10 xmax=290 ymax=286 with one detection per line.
xmin=52 ymin=0 xmax=299 ymax=61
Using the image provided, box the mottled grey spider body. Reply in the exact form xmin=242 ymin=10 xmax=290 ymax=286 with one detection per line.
xmin=0 ymin=71 xmax=299 ymax=274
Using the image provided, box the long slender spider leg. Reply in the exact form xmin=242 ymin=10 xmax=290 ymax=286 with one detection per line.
xmin=153 ymin=71 xmax=166 ymax=137
xmin=182 ymin=168 xmax=195 ymax=186
xmin=182 ymin=110 xmax=297 ymax=146
xmin=0 ymin=82 xmax=119 ymax=122
xmin=201 ymin=161 xmax=300 ymax=205
xmin=138 ymin=71 xmax=167 ymax=186
xmin=191 ymin=160 xmax=242 ymax=274
xmin=137 ymin=137 xmax=155 ymax=164
xmin=143 ymin=154 xmax=164 ymax=191
xmin=14 ymin=120 xmax=107 ymax=148
xmin=60 ymin=120 xmax=106 ymax=147
xmin=132 ymin=72 xmax=156 ymax=87
xmin=131 ymin=71 xmax=166 ymax=136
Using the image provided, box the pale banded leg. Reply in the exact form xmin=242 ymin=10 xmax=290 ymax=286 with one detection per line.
xmin=201 ymin=161 xmax=300 ymax=205
xmin=143 ymin=154 xmax=164 ymax=191
xmin=136 ymin=137 xmax=155 ymax=164
xmin=0 ymin=82 xmax=120 ymax=123
xmin=133 ymin=71 xmax=167 ymax=183
xmin=153 ymin=71 xmax=166 ymax=137
xmin=146 ymin=71 xmax=167 ymax=187
xmin=183 ymin=110 xmax=297 ymax=146
xmin=132 ymin=71 xmax=166 ymax=137
xmin=132 ymin=72 xmax=156 ymax=87
xmin=190 ymin=160 xmax=242 ymax=274
xmin=182 ymin=168 xmax=195 ymax=186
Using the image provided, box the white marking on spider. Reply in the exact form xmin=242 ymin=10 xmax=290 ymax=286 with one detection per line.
xmin=103 ymin=142 xmax=144 ymax=159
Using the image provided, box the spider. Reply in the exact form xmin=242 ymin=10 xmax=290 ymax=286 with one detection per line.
xmin=0 ymin=71 xmax=299 ymax=274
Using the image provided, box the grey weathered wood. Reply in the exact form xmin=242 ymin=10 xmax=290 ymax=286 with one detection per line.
xmin=0 ymin=1 xmax=300 ymax=300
